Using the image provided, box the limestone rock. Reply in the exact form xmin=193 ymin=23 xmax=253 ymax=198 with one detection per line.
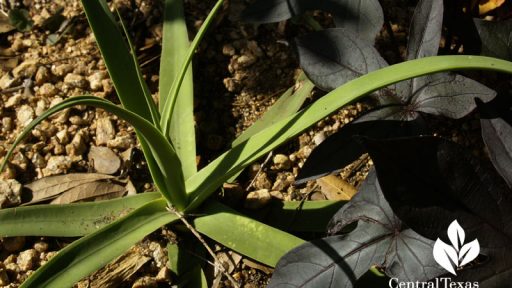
xmin=244 ymin=189 xmax=271 ymax=209
xmin=16 ymin=105 xmax=34 ymax=127
xmin=88 ymin=146 xmax=121 ymax=175
xmin=96 ymin=117 xmax=115 ymax=145
xmin=0 ymin=179 xmax=22 ymax=208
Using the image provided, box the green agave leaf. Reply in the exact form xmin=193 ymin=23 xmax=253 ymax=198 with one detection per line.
xmin=227 ymin=73 xmax=314 ymax=183
xmin=185 ymin=55 xmax=512 ymax=211
xmin=0 ymin=193 xmax=161 ymax=237
xmin=0 ymin=96 xmax=187 ymax=210
xmin=116 ymin=9 xmax=160 ymax=125
xmin=160 ymin=0 xmax=224 ymax=137
xmin=232 ymin=73 xmax=315 ymax=146
xmin=265 ymin=200 xmax=345 ymax=232
xmin=168 ymin=239 xmax=207 ymax=287
xmin=80 ymin=0 xmax=158 ymax=125
xmin=194 ymin=201 xmax=304 ymax=267
xmin=160 ymin=0 xmax=197 ymax=179
xmin=20 ymin=199 xmax=177 ymax=288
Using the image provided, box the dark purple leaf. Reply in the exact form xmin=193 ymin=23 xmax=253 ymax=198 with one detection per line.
xmin=481 ymin=117 xmax=512 ymax=188
xmin=361 ymin=136 xmax=512 ymax=286
xmin=320 ymin=0 xmax=383 ymax=43
xmin=241 ymin=0 xmax=383 ymax=43
xmin=388 ymin=73 xmax=496 ymax=119
xmin=269 ymin=170 xmax=444 ymax=288
xmin=474 ymin=18 xmax=512 ymax=61
xmin=406 ymin=0 xmax=444 ymax=60
xmin=296 ymin=28 xmax=388 ymax=92
xmin=296 ymin=119 xmax=426 ymax=184
xmin=240 ymin=0 xmax=311 ymax=24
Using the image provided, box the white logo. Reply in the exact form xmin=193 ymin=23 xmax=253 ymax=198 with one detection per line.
xmin=433 ymin=220 xmax=480 ymax=275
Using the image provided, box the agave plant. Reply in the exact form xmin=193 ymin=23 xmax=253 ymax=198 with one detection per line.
xmin=1 ymin=0 xmax=512 ymax=287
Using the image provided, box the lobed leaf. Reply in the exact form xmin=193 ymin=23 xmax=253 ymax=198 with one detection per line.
xmin=295 ymin=119 xmax=426 ymax=184
xmin=361 ymin=135 xmax=512 ymax=285
xmin=242 ymin=0 xmax=383 ymax=43
xmin=296 ymin=28 xmax=387 ymax=92
xmin=394 ymin=73 xmax=497 ymax=120
xmin=269 ymin=170 xmax=443 ymax=288
xmin=474 ymin=18 xmax=512 ymax=61
xmin=406 ymin=0 xmax=444 ymax=60
xmin=481 ymin=116 xmax=512 ymax=188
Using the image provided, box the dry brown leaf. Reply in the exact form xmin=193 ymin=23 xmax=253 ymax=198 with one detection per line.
xmin=50 ymin=181 xmax=126 ymax=204
xmin=24 ymin=173 xmax=114 ymax=204
xmin=316 ymin=175 xmax=357 ymax=201
xmin=479 ymin=0 xmax=506 ymax=14
xmin=87 ymin=247 xmax=151 ymax=288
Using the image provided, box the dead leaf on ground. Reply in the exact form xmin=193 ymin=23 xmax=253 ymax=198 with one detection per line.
xmin=50 ymin=181 xmax=126 ymax=204
xmin=23 ymin=173 xmax=137 ymax=205
xmin=85 ymin=247 xmax=151 ymax=288
xmin=479 ymin=0 xmax=506 ymax=14
xmin=24 ymin=173 xmax=114 ymax=204
xmin=316 ymin=175 xmax=357 ymax=201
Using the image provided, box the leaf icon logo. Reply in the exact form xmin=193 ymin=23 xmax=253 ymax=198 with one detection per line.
xmin=433 ymin=220 xmax=480 ymax=275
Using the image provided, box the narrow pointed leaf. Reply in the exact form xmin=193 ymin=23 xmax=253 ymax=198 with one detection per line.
xmin=0 ymin=193 xmax=161 ymax=237
xmin=265 ymin=200 xmax=345 ymax=232
xmin=233 ymin=73 xmax=314 ymax=146
xmin=185 ymin=56 xmax=512 ymax=211
xmin=80 ymin=0 xmax=156 ymax=123
xmin=194 ymin=200 xmax=304 ymax=267
xmin=160 ymin=0 xmax=197 ymax=179
xmin=406 ymin=0 xmax=444 ymax=60
xmin=160 ymin=0 xmax=224 ymax=138
xmin=116 ymin=9 xmax=160 ymax=125
xmin=20 ymin=198 xmax=177 ymax=288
